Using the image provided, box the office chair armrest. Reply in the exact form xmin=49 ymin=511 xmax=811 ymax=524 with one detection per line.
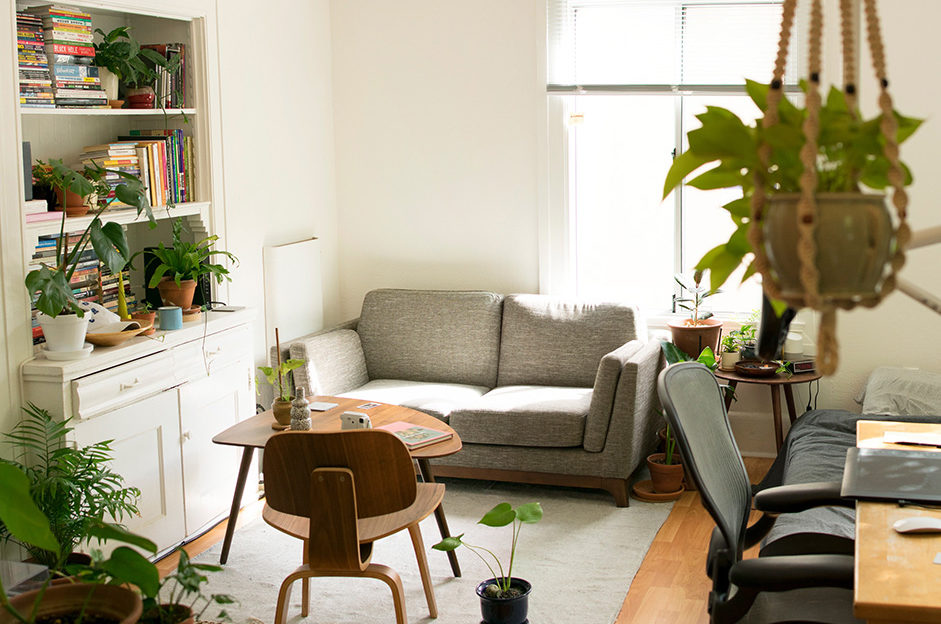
xmin=754 ymin=481 xmax=854 ymax=513
xmin=729 ymin=554 xmax=854 ymax=591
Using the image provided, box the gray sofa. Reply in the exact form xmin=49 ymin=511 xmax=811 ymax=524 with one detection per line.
xmin=277 ymin=288 xmax=662 ymax=506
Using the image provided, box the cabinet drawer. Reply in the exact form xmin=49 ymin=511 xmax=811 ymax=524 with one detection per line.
xmin=201 ymin=325 xmax=252 ymax=369
xmin=71 ymin=351 xmax=177 ymax=419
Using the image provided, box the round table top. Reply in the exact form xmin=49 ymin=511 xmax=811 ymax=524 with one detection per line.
xmin=713 ymin=368 xmax=822 ymax=385
xmin=212 ymin=395 xmax=462 ymax=459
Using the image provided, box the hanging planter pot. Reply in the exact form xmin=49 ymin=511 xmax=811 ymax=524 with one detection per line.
xmin=764 ymin=193 xmax=893 ymax=302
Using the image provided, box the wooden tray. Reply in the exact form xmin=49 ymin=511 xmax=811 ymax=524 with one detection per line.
xmin=85 ymin=323 xmax=152 ymax=347
xmin=631 ymin=479 xmax=685 ymax=502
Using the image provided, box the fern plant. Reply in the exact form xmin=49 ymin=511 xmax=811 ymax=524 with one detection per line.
xmin=0 ymin=404 xmax=140 ymax=572
xmin=133 ymin=217 xmax=238 ymax=288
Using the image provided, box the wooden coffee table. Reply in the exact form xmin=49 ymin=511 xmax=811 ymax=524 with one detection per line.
xmin=212 ymin=396 xmax=463 ymax=576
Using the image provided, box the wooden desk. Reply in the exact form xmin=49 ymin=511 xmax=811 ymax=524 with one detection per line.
xmin=714 ymin=369 xmax=821 ymax=450
xmin=854 ymin=420 xmax=941 ymax=623
xmin=212 ymin=396 xmax=463 ymax=576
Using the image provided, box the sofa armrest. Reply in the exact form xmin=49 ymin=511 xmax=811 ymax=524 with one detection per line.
xmin=273 ymin=320 xmax=368 ymax=396
xmin=583 ymin=340 xmax=645 ymax=452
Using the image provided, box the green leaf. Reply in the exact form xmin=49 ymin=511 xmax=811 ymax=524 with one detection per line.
xmin=662 ymin=149 xmax=712 ymax=199
xmin=745 ymin=79 xmax=768 ymax=111
xmin=479 ymin=502 xmax=516 ymax=527
xmin=515 ymin=502 xmax=543 ymax=524
xmin=696 ymin=346 xmax=717 ymax=369
xmin=90 ymin=220 xmax=131 ymax=274
xmin=769 ymin=297 xmax=789 ymax=317
xmin=86 ymin=521 xmax=157 ymax=553
xmin=101 ymin=546 xmax=160 ymax=597
xmin=660 ymin=341 xmax=692 ymax=365
xmin=26 ymin=265 xmax=82 ymax=317
xmin=688 ymin=107 xmax=755 ymax=160
xmin=687 ymin=165 xmax=746 ymax=191
xmin=741 ymin=260 xmax=758 ymax=283
xmin=721 ymin=197 xmax=751 ymax=219
xmin=432 ymin=534 xmax=464 ymax=551
xmin=895 ymin=111 xmax=923 ymax=144
xmin=0 ymin=463 xmax=59 ymax=553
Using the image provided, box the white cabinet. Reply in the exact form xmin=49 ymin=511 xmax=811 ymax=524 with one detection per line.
xmin=21 ymin=309 xmax=255 ymax=555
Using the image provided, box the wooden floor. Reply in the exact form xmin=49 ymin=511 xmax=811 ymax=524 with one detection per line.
xmin=615 ymin=457 xmax=774 ymax=624
xmin=159 ymin=458 xmax=774 ymax=622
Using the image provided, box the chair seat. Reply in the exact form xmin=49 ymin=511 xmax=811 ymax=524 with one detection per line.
xmin=264 ymin=482 xmax=446 ymax=543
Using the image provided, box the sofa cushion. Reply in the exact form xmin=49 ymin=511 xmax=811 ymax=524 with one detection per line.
xmin=357 ymin=289 xmax=504 ymax=387
xmin=289 ymin=329 xmax=369 ymax=396
xmin=448 ymin=385 xmax=592 ymax=448
xmin=337 ymin=379 xmax=490 ymax=422
xmin=497 ymin=295 xmax=641 ymax=388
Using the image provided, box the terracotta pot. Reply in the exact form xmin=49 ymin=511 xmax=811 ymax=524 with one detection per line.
xmin=0 ymin=583 xmax=142 ymax=624
xmin=647 ymin=452 xmax=685 ymax=494
xmin=126 ymin=85 xmax=156 ymax=109
xmin=157 ymin=277 xmax=198 ymax=309
xmin=141 ymin=604 xmax=194 ymax=624
xmin=477 ymin=578 xmax=531 ymax=624
xmin=131 ymin=310 xmax=157 ymax=335
xmin=668 ymin=317 xmax=722 ymax=359
xmin=272 ymin=398 xmax=293 ymax=428
xmin=54 ymin=188 xmax=92 ymax=217
xmin=764 ymin=193 xmax=892 ymax=302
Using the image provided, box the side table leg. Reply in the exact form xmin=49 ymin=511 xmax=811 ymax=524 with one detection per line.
xmin=417 ymin=458 xmax=461 ymax=578
xmin=784 ymin=385 xmax=799 ymax=424
xmin=770 ymin=385 xmax=784 ymax=451
xmin=723 ymin=380 xmax=738 ymax=412
xmin=219 ymin=447 xmax=255 ymax=565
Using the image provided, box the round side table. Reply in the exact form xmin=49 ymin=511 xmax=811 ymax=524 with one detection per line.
xmin=714 ymin=368 xmax=822 ymax=450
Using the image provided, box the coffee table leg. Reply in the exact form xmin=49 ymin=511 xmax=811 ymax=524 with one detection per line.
xmin=770 ymin=385 xmax=784 ymax=451
xmin=417 ymin=458 xmax=461 ymax=578
xmin=220 ymin=447 xmax=255 ymax=565
xmin=784 ymin=385 xmax=798 ymax=424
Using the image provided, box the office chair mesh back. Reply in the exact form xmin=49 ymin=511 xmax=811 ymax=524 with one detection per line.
xmin=658 ymin=362 xmax=752 ymax=559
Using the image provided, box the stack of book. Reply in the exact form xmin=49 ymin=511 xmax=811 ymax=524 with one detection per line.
xmin=26 ymin=4 xmax=107 ymax=109
xmin=80 ymin=142 xmax=142 ymax=208
xmin=98 ymin=267 xmax=136 ymax=314
xmin=142 ymin=43 xmax=186 ymax=108
xmin=29 ymin=234 xmax=100 ymax=345
xmin=24 ymin=198 xmax=58 ymax=224
xmin=16 ymin=12 xmax=55 ymax=108
xmin=128 ymin=129 xmax=194 ymax=203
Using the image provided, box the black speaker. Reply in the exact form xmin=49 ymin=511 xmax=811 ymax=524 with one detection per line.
xmin=23 ymin=142 xmax=32 ymax=201
xmin=141 ymin=247 xmax=211 ymax=309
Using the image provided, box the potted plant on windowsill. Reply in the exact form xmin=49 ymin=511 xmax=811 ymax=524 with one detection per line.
xmin=134 ymin=217 xmax=238 ymax=311
xmin=25 ymin=159 xmax=152 ymax=352
xmin=93 ymin=26 xmax=179 ymax=108
xmin=433 ymin=502 xmax=543 ymax=624
xmin=669 ymin=270 xmax=721 ymax=359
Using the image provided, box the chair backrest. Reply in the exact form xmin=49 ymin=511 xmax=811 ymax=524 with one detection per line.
xmin=264 ymin=430 xmax=417 ymax=520
xmin=657 ymin=362 xmax=751 ymax=562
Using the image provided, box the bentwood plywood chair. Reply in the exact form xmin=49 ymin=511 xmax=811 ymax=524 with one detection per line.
xmin=263 ymin=430 xmax=444 ymax=624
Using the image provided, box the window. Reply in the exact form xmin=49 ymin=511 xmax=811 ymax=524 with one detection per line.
xmin=546 ymin=0 xmax=805 ymax=315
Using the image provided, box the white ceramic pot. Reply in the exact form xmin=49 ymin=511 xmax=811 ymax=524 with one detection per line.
xmin=719 ymin=351 xmax=741 ymax=371
xmin=99 ymin=67 xmax=119 ymax=101
xmin=38 ymin=312 xmax=89 ymax=351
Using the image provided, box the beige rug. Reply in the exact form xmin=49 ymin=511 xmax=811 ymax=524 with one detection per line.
xmin=194 ymin=478 xmax=672 ymax=624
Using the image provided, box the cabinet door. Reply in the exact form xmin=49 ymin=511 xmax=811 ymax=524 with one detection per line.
xmin=178 ymin=357 xmax=254 ymax=537
xmin=71 ymin=389 xmax=186 ymax=555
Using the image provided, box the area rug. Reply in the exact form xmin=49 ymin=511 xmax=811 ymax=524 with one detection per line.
xmin=193 ymin=479 xmax=672 ymax=624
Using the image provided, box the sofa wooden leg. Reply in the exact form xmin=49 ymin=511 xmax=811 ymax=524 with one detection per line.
xmin=601 ymin=478 xmax=630 ymax=507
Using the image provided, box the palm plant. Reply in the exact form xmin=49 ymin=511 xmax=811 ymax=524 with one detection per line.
xmin=0 ymin=404 xmax=140 ymax=571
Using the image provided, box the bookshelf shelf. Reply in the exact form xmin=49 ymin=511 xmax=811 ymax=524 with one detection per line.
xmin=25 ymin=201 xmax=207 ymax=237
xmin=20 ymin=108 xmax=197 ymax=117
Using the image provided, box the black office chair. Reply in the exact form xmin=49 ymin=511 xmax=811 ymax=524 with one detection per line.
xmin=657 ymin=362 xmax=860 ymax=624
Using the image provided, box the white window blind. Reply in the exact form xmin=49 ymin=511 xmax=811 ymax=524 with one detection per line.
xmin=548 ymin=0 xmax=804 ymax=89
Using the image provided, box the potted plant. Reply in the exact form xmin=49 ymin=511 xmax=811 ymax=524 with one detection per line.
xmin=669 ymin=270 xmax=721 ymax=359
xmin=131 ymin=301 xmax=157 ymax=335
xmin=433 ymin=502 xmax=543 ymax=624
xmin=0 ymin=404 xmax=140 ymax=575
xmin=25 ymin=159 xmax=152 ymax=352
xmin=136 ymin=217 xmax=237 ymax=310
xmin=31 ymin=162 xmax=89 ymax=216
xmin=718 ymin=314 xmax=757 ymax=371
xmin=92 ymin=26 xmax=179 ymax=108
xmin=135 ymin=549 xmax=234 ymax=624
xmin=647 ymin=421 xmax=684 ymax=495
xmin=0 ymin=464 xmax=143 ymax=624
xmin=257 ymin=358 xmax=306 ymax=429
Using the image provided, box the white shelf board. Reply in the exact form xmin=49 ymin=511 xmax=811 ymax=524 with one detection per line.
xmin=20 ymin=108 xmax=196 ymax=117
xmin=25 ymin=201 xmax=208 ymax=237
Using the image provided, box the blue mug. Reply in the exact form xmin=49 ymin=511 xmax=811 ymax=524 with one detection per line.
xmin=158 ymin=306 xmax=183 ymax=330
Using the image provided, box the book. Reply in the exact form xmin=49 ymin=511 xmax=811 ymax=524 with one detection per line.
xmin=24 ymin=199 xmax=49 ymax=214
xmin=377 ymin=421 xmax=453 ymax=449
xmin=25 ymin=212 xmax=61 ymax=223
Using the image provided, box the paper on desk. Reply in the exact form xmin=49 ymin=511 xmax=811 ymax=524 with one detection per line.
xmin=883 ymin=431 xmax=941 ymax=447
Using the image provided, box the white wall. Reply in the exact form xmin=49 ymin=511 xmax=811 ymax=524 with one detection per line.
xmin=217 ymin=0 xmax=339 ymax=360
xmin=330 ymin=0 xmax=544 ymax=318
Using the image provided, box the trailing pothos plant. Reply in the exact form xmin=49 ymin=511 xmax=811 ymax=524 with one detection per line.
xmin=26 ymin=159 xmax=153 ymax=317
xmin=662 ymin=80 xmax=922 ymax=295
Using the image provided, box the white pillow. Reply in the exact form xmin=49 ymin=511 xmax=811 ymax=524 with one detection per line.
xmin=858 ymin=366 xmax=941 ymax=416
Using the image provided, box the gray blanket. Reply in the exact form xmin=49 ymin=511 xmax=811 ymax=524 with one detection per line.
xmin=754 ymin=409 xmax=941 ymax=554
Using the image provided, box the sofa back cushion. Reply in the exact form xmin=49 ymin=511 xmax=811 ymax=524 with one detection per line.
xmin=358 ymin=289 xmax=504 ymax=387
xmin=497 ymin=295 xmax=642 ymax=388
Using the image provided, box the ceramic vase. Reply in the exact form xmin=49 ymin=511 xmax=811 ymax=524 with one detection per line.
xmin=272 ymin=398 xmax=292 ymax=429
xmin=290 ymin=387 xmax=312 ymax=430
xmin=126 ymin=86 xmax=156 ymax=109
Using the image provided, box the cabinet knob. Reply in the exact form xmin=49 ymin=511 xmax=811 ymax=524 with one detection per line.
xmin=120 ymin=378 xmax=141 ymax=391
xmin=206 ymin=347 xmax=223 ymax=357
xmin=182 ymin=431 xmax=192 ymax=441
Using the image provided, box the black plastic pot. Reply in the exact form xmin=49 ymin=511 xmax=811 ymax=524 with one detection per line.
xmin=477 ymin=577 xmax=531 ymax=624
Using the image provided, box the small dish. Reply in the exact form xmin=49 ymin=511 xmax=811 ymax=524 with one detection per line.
xmin=85 ymin=323 xmax=152 ymax=347
xmin=43 ymin=343 xmax=93 ymax=361
xmin=734 ymin=359 xmax=778 ymax=378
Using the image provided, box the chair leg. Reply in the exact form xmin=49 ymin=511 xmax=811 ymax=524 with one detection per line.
xmin=408 ymin=523 xmax=438 ymax=618
xmin=301 ymin=539 xmax=310 ymax=617
xmin=363 ymin=563 xmax=408 ymax=624
xmin=274 ymin=572 xmax=299 ymax=624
